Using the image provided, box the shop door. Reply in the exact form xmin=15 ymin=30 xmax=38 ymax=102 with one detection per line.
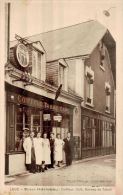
xmin=81 ymin=116 xmax=96 ymax=159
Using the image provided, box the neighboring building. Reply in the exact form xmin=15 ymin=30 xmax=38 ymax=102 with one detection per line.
xmin=5 ymin=20 xmax=116 ymax=175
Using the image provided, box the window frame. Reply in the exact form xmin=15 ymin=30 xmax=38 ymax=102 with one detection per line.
xmin=85 ymin=66 xmax=94 ymax=107
xmin=99 ymin=41 xmax=106 ymax=71
xmin=105 ymin=82 xmax=111 ymax=113
xmin=58 ymin=59 xmax=68 ymax=91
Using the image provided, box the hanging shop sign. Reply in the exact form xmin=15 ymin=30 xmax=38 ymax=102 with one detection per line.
xmin=53 ymin=115 xmax=62 ymax=122
xmin=43 ymin=114 xmax=51 ymax=121
xmin=15 ymin=43 xmax=29 ymax=68
xmin=10 ymin=43 xmax=30 ymax=69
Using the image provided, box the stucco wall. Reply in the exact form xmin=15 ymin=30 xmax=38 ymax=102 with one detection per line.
xmin=66 ymin=59 xmax=76 ymax=93
xmin=84 ymin=44 xmax=115 ymax=117
xmin=67 ymin=58 xmax=84 ymax=98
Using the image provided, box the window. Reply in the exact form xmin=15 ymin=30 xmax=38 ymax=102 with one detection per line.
xmin=85 ymin=66 xmax=94 ymax=106
xmin=32 ymin=52 xmax=36 ymax=67
xmin=102 ymin=121 xmax=113 ymax=147
xmin=105 ymin=82 xmax=111 ymax=113
xmin=82 ymin=117 xmax=96 ymax=149
xmin=59 ymin=60 xmax=68 ymax=91
xmin=15 ymin=105 xmax=42 ymax=151
xmin=59 ymin=64 xmax=65 ymax=88
xmin=99 ymin=41 xmax=105 ymax=70
xmin=37 ymin=52 xmax=41 ymax=79
xmin=31 ymin=50 xmax=45 ymax=80
xmin=32 ymin=51 xmax=37 ymax=77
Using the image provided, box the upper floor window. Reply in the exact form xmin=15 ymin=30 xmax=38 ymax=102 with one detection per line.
xmin=105 ymin=82 xmax=111 ymax=113
xmin=58 ymin=59 xmax=68 ymax=91
xmin=85 ymin=66 xmax=94 ymax=107
xmin=32 ymin=52 xmax=36 ymax=66
xmin=31 ymin=50 xmax=45 ymax=80
xmin=29 ymin=42 xmax=46 ymax=81
xmin=99 ymin=41 xmax=106 ymax=71
xmin=59 ymin=64 xmax=64 ymax=86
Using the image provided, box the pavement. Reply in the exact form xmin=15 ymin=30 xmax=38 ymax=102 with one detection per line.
xmin=5 ymin=154 xmax=116 ymax=187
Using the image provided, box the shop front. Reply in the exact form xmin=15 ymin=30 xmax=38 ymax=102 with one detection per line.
xmin=5 ymin=84 xmax=73 ymax=175
xmin=81 ymin=108 xmax=116 ymax=159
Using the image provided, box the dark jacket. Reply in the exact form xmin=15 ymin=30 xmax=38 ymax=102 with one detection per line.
xmin=63 ymin=138 xmax=74 ymax=154
xmin=49 ymin=138 xmax=55 ymax=152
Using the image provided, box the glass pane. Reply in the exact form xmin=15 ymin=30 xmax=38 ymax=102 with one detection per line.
xmin=16 ymin=124 xmax=23 ymax=131
xmin=33 ymin=115 xmax=40 ymax=126
xmin=16 ymin=106 xmax=23 ymax=123
xmin=15 ymin=130 xmax=23 ymax=151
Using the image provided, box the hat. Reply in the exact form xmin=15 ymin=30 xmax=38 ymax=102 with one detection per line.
xmin=23 ymin=128 xmax=30 ymax=132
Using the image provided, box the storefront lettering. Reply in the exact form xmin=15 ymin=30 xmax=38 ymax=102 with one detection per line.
xmin=17 ymin=95 xmax=43 ymax=108
xmin=8 ymin=93 xmax=70 ymax=114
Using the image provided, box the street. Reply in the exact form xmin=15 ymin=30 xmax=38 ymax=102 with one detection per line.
xmin=6 ymin=154 xmax=115 ymax=187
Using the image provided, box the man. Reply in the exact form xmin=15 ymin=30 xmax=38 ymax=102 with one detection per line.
xmin=18 ymin=128 xmax=29 ymax=151
xmin=49 ymin=132 xmax=55 ymax=168
xmin=63 ymin=132 xmax=74 ymax=166
xmin=23 ymin=131 xmax=36 ymax=173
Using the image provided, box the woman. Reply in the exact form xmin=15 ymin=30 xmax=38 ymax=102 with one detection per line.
xmin=35 ymin=132 xmax=44 ymax=172
xmin=42 ymin=132 xmax=51 ymax=171
xmin=54 ymin=133 xmax=64 ymax=167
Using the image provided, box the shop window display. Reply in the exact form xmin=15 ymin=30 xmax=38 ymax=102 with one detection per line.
xmin=15 ymin=105 xmax=42 ymax=151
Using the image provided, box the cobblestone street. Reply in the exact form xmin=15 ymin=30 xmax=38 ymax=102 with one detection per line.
xmin=6 ymin=154 xmax=115 ymax=187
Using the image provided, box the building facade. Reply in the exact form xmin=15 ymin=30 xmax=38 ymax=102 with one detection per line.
xmin=5 ymin=39 xmax=82 ymax=175
xmin=81 ymin=39 xmax=116 ymax=158
xmin=5 ymin=20 xmax=116 ymax=175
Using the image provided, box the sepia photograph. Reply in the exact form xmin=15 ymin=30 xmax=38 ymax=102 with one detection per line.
xmin=0 ymin=0 xmax=123 ymax=194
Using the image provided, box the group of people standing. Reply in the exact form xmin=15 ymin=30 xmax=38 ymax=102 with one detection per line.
xmin=23 ymin=131 xmax=73 ymax=173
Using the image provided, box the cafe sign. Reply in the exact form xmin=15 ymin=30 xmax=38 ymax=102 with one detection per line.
xmin=43 ymin=114 xmax=51 ymax=121
xmin=53 ymin=115 xmax=62 ymax=122
xmin=15 ymin=43 xmax=29 ymax=68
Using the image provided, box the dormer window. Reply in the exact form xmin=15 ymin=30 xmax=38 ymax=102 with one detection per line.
xmin=59 ymin=64 xmax=65 ymax=88
xmin=31 ymin=48 xmax=46 ymax=81
xmin=9 ymin=41 xmax=46 ymax=81
xmin=58 ymin=59 xmax=68 ymax=91
xmin=105 ymin=82 xmax=111 ymax=113
xmin=85 ymin=66 xmax=94 ymax=107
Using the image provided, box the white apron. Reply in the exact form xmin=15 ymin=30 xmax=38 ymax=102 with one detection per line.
xmin=23 ymin=137 xmax=36 ymax=164
xmin=43 ymin=138 xmax=51 ymax=165
xmin=54 ymin=138 xmax=64 ymax=161
xmin=34 ymin=138 xmax=44 ymax=165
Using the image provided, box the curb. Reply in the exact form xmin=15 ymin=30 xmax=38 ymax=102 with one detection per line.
xmin=72 ymin=154 xmax=116 ymax=165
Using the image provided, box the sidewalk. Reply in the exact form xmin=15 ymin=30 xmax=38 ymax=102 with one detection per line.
xmin=5 ymin=154 xmax=116 ymax=184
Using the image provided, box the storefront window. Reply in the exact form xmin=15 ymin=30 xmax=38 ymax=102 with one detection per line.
xmin=52 ymin=115 xmax=69 ymax=139
xmin=82 ymin=117 xmax=94 ymax=148
xmin=15 ymin=105 xmax=42 ymax=151
xmin=82 ymin=117 xmax=104 ymax=149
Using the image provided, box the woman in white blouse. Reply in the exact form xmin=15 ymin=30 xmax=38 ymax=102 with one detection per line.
xmin=54 ymin=133 xmax=64 ymax=167
xmin=35 ymin=132 xmax=44 ymax=172
xmin=42 ymin=132 xmax=51 ymax=171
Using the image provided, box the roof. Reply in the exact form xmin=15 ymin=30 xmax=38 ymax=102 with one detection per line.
xmin=11 ymin=20 xmax=111 ymax=62
xmin=10 ymin=20 xmax=116 ymax=85
xmin=10 ymin=20 xmax=107 ymax=61
xmin=30 ymin=20 xmax=109 ymax=62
